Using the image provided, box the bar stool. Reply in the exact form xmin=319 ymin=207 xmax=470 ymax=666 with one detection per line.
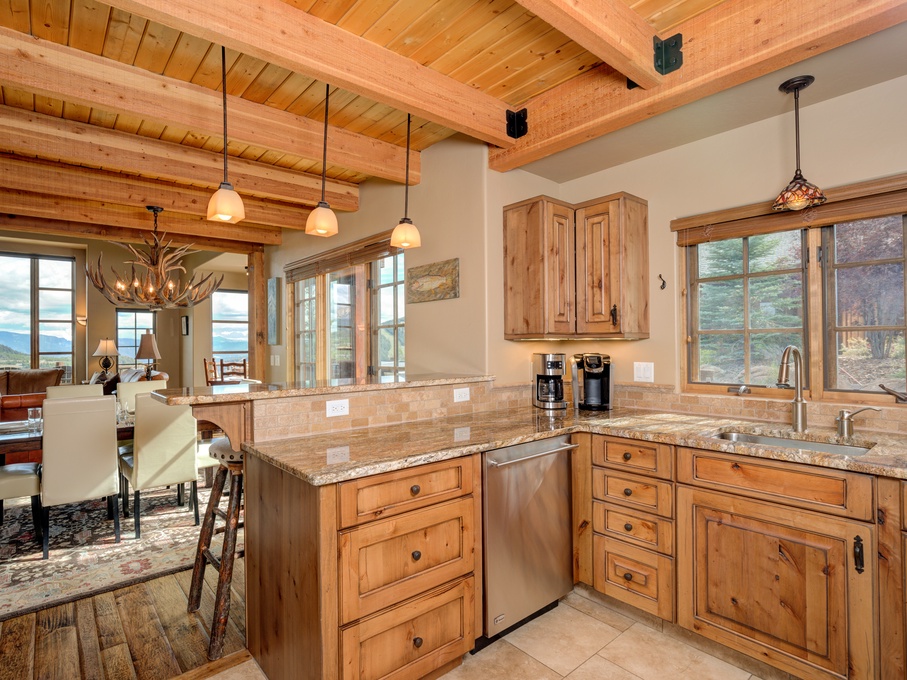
xmin=187 ymin=438 xmax=244 ymax=660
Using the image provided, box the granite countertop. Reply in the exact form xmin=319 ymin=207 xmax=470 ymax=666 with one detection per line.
xmin=152 ymin=373 xmax=493 ymax=406
xmin=244 ymin=406 xmax=907 ymax=485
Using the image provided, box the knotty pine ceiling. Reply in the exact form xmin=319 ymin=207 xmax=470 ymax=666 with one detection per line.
xmin=0 ymin=0 xmax=903 ymax=251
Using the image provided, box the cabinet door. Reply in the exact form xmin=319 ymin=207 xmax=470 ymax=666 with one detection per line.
xmin=575 ymin=199 xmax=619 ymax=335
xmin=503 ymin=197 xmax=574 ymax=338
xmin=677 ymin=486 xmax=875 ymax=680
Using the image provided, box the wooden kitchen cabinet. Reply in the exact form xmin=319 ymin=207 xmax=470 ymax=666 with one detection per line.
xmin=503 ymin=192 xmax=648 ymax=340
xmin=878 ymin=477 xmax=907 ymax=679
xmin=678 ymin=465 xmax=876 ymax=679
xmin=246 ymin=454 xmax=481 ymax=680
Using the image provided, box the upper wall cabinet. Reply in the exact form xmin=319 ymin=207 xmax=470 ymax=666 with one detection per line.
xmin=503 ymin=193 xmax=649 ymax=340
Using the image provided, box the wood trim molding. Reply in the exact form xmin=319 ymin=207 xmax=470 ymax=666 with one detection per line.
xmin=672 ymin=172 xmax=907 ymax=246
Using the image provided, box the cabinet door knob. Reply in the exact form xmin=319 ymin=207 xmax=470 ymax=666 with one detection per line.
xmin=410 ymin=484 xmax=421 ymax=496
xmin=610 ymin=304 xmax=619 ymax=326
xmin=623 ymin=488 xmax=633 ymax=497
xmin=623 ymin=572 xmax=633 ymax=582
xmin=622 ymin=452 xmax=632 ymax=461
xmin=624 ymin=523 xmax=633 ymax=532
xmin=413 ymin=636 xmax=424 ymax=649
xmin=412 ymin=550 xmax=422 ymax=562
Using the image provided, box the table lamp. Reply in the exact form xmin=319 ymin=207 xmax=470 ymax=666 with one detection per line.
xmin=92 ymin=338 xmax=119 ymax=380
xmin=136 ymin=329 xmax=161 ymax=380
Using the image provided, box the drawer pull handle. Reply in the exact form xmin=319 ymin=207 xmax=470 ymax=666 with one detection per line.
xmin=623 ymin=488 xmax=633 ymax=497
xmin=731 ymin=463 xmax=741 ymax=470
xmin=624 ymin=523 xmax=633 ymax=532
xmin=413 ymin=636 xmax=424 ymax=649
xmin=410 ymin=484 xmax=421 ymax=496
xmin=622 ymin=452 xmax=632 ymax=461
xmin=412 ymin=550 xmax=422 ymax=562
xmin=623 ymin=572 xmax=633 ymax=582
xmin=854 ymin=535 xmax=865 ymax=574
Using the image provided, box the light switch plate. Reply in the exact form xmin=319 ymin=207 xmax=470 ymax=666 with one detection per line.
xmin=634 ymin=362 xmax=655 ymax=382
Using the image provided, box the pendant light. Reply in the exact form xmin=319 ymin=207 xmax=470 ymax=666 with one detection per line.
xmin=207 ymin=46 xmax=245 ymax=224
xmin=305 ymin=83 xmax=339 ymax=237
xmin=772 ymin=75 xmax=826 ymax=212
xmin=390 ymin=114 xmax=421 ymax=249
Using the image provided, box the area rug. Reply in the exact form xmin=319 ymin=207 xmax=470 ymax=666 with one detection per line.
xmin=0 ymin=480 xmax=237 ymax=621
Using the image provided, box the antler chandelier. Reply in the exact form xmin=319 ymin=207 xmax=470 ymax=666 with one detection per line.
xmin=87 ymin=206 xmax=223 ymax=310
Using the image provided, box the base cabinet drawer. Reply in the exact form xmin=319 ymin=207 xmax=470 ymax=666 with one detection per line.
xmin=341 ymin=577 xmax=475 ymax=680
xmin=339 ymin=497 xmax=475 ymax=624
xmin=593 ymin=436 xmax=673 ymax=480
xmin=592 ymin=467 xmax=673 ymax=517
xmin=593 ymin=534 xmax=673 ymax=621
xmin=593 ymin=501 xmax=673 ymax=555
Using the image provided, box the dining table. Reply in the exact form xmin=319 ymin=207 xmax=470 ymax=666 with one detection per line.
xmin=0 ymin=420 xmax=135 ymax=465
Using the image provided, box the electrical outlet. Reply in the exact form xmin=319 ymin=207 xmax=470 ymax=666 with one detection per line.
xmin=270 ymin=354 xmax=276 ymax=367
xmin=454 ymin=426 xmax=471 ymax=442
xmin=326 ymin=399 xmax=349 ymax=417
xmin=274 ymin=354 xmax=280 ymax=366
xmin=633 ymin=362 xmax=655 ymax=382
xmin=454 ymin=387 xmax=470 ymax=402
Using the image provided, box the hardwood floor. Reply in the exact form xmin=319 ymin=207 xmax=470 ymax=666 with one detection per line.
xmin=0 ymin=559 xmax=247 ymax=679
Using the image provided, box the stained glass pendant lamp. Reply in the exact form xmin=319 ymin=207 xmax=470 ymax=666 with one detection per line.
xmin=772 ymin=75 xmax=826 ymax=212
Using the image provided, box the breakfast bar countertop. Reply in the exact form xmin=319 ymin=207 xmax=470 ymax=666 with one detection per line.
xmin=243 ymin=406 xmax=907 ymax=486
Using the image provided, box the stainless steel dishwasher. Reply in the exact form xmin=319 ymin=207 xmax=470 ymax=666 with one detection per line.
xmin=483 ymin=435 xmax=577 ymax=637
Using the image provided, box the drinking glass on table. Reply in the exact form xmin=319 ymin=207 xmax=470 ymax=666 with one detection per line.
xmin=27 ymin=407 xmax=42 ymax=433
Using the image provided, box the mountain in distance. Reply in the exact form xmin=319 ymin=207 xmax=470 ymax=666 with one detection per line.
xmin=0 ymin=330 xmax=70 ymax=354
xmin=0 ymin=342 xmax=29 ymax=366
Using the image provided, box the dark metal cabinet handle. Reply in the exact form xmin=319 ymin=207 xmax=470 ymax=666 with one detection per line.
xmin=412 ymin=550 xmax=422 ymax=562
xmin=610 ymin=304 xmax=618 ymax=326
xmin=623 ymin=572 xmax=633 ymax=582
xmin=624 ymin=523 xmax=633 ymax=532
xmin=410 ymin=484 xmax=421 ymax=496
xmin=623 ymin=488 xmax=633 ymax=497
xmin=413 ymin=636 xmax=423 ymax=649
xmin=854 ymin=535 xmax=864 ymax=574
xmin=622 ymin=452 xmax=632 ymax=461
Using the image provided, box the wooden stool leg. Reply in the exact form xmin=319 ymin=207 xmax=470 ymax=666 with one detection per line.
xmin=188 ymin=464 xmax=229 ymax=613
xmin=208 ymin=466 xmax=243 ymax=661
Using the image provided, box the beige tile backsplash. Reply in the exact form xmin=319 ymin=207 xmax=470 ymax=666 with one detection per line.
xmin=251 ymin=378 xmax=905 ymax=442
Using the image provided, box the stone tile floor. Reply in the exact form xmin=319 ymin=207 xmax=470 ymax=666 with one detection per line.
xmin=211 ymin=588 xmax=768 ymax=680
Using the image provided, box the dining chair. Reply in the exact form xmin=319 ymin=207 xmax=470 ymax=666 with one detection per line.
xmin=219 ymin=358 xmax=247 ymax=382
xmin=204 ymin=358 xmax=219 ymax=386
xmin=41 ymin=395 xmax=120 ymax=559
xmin=117 ymin=380 xmax=167 ymax=416
xmin=46 ymin=384 xmax=104 ymax=398
xmin=0 ymin=462 xmax=42 ymax=538
xmin=119 ymin=393 xmax=199 ymax=538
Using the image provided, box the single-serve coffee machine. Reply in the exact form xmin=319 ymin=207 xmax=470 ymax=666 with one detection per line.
xmin=532 ymin=353 xmax=567 ymax=409
xmin=571 ymin=353 xmax=613 ymax=411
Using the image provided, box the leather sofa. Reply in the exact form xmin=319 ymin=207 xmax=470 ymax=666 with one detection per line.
xmin=0 ymin=368 xmax=65 ymax=422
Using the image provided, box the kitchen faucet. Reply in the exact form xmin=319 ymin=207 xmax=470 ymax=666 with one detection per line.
xmin=777 ymin=346 xmax=807 ymax=432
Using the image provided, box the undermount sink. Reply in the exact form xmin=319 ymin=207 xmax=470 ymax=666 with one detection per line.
xmin=716 ymin=431 xmax=872 ymax=456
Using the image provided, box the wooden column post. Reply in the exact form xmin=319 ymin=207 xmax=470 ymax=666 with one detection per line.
xmin=247 ymin=249 xmax=267 ymax=381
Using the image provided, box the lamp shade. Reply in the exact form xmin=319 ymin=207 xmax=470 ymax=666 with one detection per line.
xmin=207 ymin=182 xmax=246 ymax=223
xmin=135 ymin=330 xmax=161 ymax=361
xmin=305 ymin=202 xmax=339 ymax=237
xmin=390 ymin=218 xmax=421 ymax=249
xmin=93 ymin=338 xmax=119 ymax=357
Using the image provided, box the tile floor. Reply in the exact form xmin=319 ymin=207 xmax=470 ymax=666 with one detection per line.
xmin=211 ymin=589 xmax=768 ymax=680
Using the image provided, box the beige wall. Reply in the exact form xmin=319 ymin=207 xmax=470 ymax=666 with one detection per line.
xmin=264 ymin=74 xmax=907 ymax=390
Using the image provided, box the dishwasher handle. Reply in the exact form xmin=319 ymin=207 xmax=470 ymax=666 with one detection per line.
xmin=486 ymin=443 xmax=579 ymax=468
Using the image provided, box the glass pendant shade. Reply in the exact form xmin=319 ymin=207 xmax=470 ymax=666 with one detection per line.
xmin=208 ymin=46 xmax=245 ymax=224
xmin=773 ymin=75 xmax=826 ymax=212
xmin=391 ymin=113 xmax=421 ymax=249
xmin=207 ymin=182 xmax=245 ymax=223
xmin=305 ymin=201 xmax=339 ymax=237
xmin=391 ymin=218 xmax=421 ymax=248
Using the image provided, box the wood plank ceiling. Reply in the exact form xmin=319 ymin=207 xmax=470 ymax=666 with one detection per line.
xmin=0 ymin=0 xmax=904 ymax=252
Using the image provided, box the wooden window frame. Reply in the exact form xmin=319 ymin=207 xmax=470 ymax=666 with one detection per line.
xmin=675 ymin=171 xmax=907 ymax=405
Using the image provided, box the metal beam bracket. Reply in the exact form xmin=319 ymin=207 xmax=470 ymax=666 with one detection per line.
xmin=506 ymin=109 xmax=528 ymax=139
xmin=653 ymin=33 xmax=683 ymax=75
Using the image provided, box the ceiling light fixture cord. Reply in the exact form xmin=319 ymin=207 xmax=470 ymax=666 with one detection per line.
xmin=321 ymin=83 xmax=329 ymax=203
xmin=221 ymin=45 xmax=229 ymax=185
xmin=404 ymin=113 xmax=411 ymax=218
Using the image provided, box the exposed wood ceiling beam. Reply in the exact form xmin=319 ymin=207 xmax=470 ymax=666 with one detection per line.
xmin=489 ymin=0 xmax=907 ymax=171
xmin=511 ymin=0 xmax=662 ymax=89
xmin=102 ymin=0 xmax=514 ymax=148
xmin=0 ymin=215 xmax=261 ymax=254
xmin=0 ymin=189 xmax=282 ymax=245
xmin=0 ymin=27 xmax=417 ymax=186
xmin=0 ymin=105 xmax=358 ymax=211
xmin=0 ymin=155 xmax=309 ymax=230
